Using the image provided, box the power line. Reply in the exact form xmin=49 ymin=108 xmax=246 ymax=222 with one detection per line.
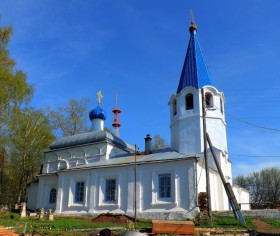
xmin=212 ymin=105 xmax=280 ymax=132
xmin=205 ymin=105 xmax=280 ymax=158
xmin=223 ymin=87 xmax=280 ymax=93
xmin=226 ymin=112 xmax=280 ymax=132
xmin=226 ymin=100 xmax=280 ymax=105
xmin=229 ymin=153 xmax=280 ymax=158
xmin=227 ymin=117 xmax=280 ymax=120
xmin=207 ymin=120 xmax=280 ymax=133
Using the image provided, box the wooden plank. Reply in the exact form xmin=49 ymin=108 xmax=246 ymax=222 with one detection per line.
xmin=152 ymin=220 xmax=194 ymax=235
xmin=0 ymin=230 xmax=16 ymax=235
xmin=0 ymin=226 xmax=19 ymax=236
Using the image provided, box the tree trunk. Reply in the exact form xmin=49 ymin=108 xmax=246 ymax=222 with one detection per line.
xmin=17 ymin=175 xmax=23 ymax=205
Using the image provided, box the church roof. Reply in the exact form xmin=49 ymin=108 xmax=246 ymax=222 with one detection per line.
xmin=64 ymin=149 xmax=196 ymax=171
xmin=49 ymin=130 xmax=134 ymax=151
xmin=177 ymin=22 xmax=213 ymax=93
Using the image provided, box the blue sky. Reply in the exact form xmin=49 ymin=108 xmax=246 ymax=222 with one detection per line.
xmin=1 ymin=0 xmax=280 ymax=177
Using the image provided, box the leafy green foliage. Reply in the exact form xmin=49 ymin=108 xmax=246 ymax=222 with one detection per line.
xmin=234 ymin=167 xmax=280 ymax=208
xmin=0 ymin=23 xmax=33 ymax=128
xmin=0 ymin=19 xmax=52 ymax=205
xmin=7 ymin=108 xmax=54 ymax=203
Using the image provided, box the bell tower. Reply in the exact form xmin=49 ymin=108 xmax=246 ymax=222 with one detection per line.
xmin=169 ymin=21 xmax=227 ymax=156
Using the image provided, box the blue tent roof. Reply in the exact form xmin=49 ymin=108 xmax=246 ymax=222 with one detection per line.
xmin=177 ymin=23 xmax=213 ymax=93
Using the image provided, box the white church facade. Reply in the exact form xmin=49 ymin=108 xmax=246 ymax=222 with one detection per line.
xmin=27 ymin=21 xmax=249 ymax=218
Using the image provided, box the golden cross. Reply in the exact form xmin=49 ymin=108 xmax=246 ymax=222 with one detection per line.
xmin=97 ymin=90 xmax=103 ymax=104
xmin=190 ymin=9 xmax=195 ymax=24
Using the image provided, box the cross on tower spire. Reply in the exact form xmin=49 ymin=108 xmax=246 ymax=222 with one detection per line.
xmin=189 ymin=9 xmax=198 ymax=32
xmin=97 ymin=90 xmax=103 ymax=104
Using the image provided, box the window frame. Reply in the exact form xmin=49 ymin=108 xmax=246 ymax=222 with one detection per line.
xmin=173 ymin=99 xmax=177 ymax=116
xmin=185 ymin=93 xmax=194 ymax=110
xmin=151 ymin=171 xmax=177 ymax=206
xmin=49 ymin=188 xmax=57 ymax=204
xmin=74 ymin=181 xmax=85 ymax=203
xmin=98 ymin=175 xmax=120 ymax=207
xmin=158 ymin=174 xmax=171 ymax=199
xmin=220 ymin=98 xmax=224 ymax=114
xmin=68 ymin=177 xmax=88 ymax=207
xmin=105 ymin=178 xmax=117 ymax=202
xmin=205 ymin=92 xmax=213 ymax=108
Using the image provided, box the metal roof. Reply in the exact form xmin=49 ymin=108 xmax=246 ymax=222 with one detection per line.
xmin=177 ymin=25 xmax=213 ymax=93
xmin=64 ymin=149 xmax=197 ymax=171
xmin=49 ymin=130 xmax=135 ymax=151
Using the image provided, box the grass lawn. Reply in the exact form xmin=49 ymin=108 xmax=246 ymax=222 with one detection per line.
xmin=0 ymin=213 xmax=279 ymax=235
xmin=194 ymin=214 xmax=280 ymax=233
xmin=194 ymin=214 xmax=253 ymax=229
xmin=0 ymin=213 xmax=151 ymax=235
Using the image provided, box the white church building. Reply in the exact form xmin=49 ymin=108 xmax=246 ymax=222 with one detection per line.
xmin=27 ymin=21 xmax=249 ymax=218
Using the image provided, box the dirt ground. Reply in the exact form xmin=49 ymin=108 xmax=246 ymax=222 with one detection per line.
xmin=253 ymin=219 xmax=280 ymax=234
xmin=92 ymin=213 xmax=134 ymax=224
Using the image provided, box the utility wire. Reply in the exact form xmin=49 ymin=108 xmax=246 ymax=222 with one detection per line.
xmin=205 ymin=105 xmax=280 ymax=157
xmin=211 ymin=105 xmax=280 ymax=132
xmin=229 ymin=153 xmax=280 ymax=157
xmin=207 ymin=119 xmax=280 ymax=133
xmin=227 ymin=113 xmax=280 ymax=132
xmin=224 ymin=87 xmax=280 ymax=94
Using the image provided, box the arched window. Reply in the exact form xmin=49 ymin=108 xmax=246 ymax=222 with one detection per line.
xmin=220 ymin=98 xmax=223 ymax=114
xmin=185 ymin=93 xmax=194 ymax=110
xmin=205 ymin=92 xmax=213 ymax=108
xmin=173 ymin=99 xmax=177 ymax=116
xmin=49 ymin=188 xmax=56 ymax=204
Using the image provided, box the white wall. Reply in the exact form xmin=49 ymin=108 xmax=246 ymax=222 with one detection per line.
xmin=169 ymin=86 xmax=227 ymax=156
xmin=169 ymin=87 xmax=202 ymax=155
xmin=233 ymin=185 xmax=250 ymax=210
xmin=196 ymin=161 xmax=230 ymax=211
xmin=44 ymin=158 xmax=198 ymax=218
xmin=43 ymin=142 xmax=130 ymax=174
xmin=36 ymin=175 xmax=58 ymax=211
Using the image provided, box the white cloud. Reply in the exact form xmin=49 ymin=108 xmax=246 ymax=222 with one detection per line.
xmin=232 ymin=160 xmax=280 ymax=177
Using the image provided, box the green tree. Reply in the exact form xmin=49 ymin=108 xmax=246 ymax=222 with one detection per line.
xmin=0 ymin=22 xmax=33 ymax=128
xmin=152 ymin=134 xmax=169 ymax=150
xmin=46 ymin=98 xmax=90 ymax=137
xmin=233 ymin=175 xmax=250 ymax=189
xmin=0 ymin=147 xmax=10 ymax=204
xmin=8 ymin=108 xmax=54 ymax=204
xmin=0 ymin=19 xmax=33 ymax=205
xmin=234 ymin=167 xmax=280 ymax=209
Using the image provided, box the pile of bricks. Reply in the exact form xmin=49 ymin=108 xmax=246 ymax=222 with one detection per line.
xmin=198 ymin=192 xmax=208 ymax=211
